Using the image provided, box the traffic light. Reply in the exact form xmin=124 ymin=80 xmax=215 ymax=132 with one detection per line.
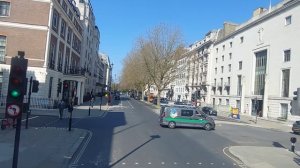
xmin=57 ymin=82 xmax=62 ymax=93
xmin=291 ymin=88 xmax=300 ymax=116
xmin=5 ymin=55 xmax=28 ymax=118
xmin=32 ymin=80 xmax=39 ymax=93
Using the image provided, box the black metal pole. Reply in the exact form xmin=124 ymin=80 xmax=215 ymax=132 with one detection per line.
xmin=26 ymin=77 xmax=32 ymax=129
xmin=88 ymin=106 xmax=91 ymax=116
xmin=12 ymin=117 xmax=22 ymax=168
xmin=100 ymin=96 xmax=102 ymax=111
xmin=68 ymin=110 xmax=72 ymax=131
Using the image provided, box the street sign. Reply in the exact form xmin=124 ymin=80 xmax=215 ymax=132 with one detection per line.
xmin=7 ymin=104 xmax=21 ymax=117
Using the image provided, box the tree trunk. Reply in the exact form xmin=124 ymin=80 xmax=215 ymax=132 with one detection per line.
xmin=157 ymin=91 xmax=161 ymax=107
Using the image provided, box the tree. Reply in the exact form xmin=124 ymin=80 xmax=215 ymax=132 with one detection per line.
xmin=119 ymin=47 xmax=151 ymax=98
xmin=139 ymin=24 xmax=185 ymax=106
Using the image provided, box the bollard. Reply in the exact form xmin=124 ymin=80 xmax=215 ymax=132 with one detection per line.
xmin=88 ymin=106 xmax=91 ymax=116
xmin=290 ymin=137 xmax=297 ymax=152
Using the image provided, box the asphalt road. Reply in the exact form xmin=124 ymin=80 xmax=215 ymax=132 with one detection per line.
xmin=26 ymin=96 xmax=300 ymax=168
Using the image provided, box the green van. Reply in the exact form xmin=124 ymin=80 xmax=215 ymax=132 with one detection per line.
xmin=159 ymin=105 xmax=215 ymax=131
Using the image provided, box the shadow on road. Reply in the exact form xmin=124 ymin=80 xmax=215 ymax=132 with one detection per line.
xmin=272 ymin=141 xmax=286 ymax=148
xmin=109 ymin=135 xmax=161 ymax=168
xmin=71 ymin=111 xmax=126 ymax=168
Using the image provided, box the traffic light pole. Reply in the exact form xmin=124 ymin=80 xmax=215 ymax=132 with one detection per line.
xmin=12 ymin=116 xmax=22 ymax=168
xmin=25 ymin=77 xmax=32 ymax=129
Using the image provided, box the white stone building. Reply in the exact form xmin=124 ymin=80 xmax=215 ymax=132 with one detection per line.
xmin=210 ymin=0 xmax=300 ymax=121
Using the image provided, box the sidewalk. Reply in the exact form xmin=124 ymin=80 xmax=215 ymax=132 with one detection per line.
xmin=227 ymin=146 xmax=300 ymax=168
xmin=0 ymin=96 xmax=110 ymax=168
xmin=217 ymin=110 xmax=293 ymax=133
xmin=0 ymin=127 xmax=90 ymax=168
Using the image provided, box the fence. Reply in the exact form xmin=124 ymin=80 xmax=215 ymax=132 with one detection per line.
xmin=0 ymin=95 xmax=59 ymax=109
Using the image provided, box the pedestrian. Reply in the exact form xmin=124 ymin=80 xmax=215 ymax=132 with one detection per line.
xmin=58 ymin=100 xmax=65 ymax=119
xmin=90 ymin=95 xmax=94 ymax=108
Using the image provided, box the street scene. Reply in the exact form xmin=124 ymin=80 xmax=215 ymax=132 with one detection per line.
xmin=1 ymin=95 xmax=300 ymax=168
xmin=1 ymin=0 xmax=300 ymax=168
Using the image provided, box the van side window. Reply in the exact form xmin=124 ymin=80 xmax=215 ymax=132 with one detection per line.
xmin=181 ymin=110 xmax=193 ymax=116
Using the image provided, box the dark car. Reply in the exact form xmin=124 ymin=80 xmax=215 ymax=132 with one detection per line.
xmin=153 ymin=98 xmax=169 ymax=105
xmin=201 ymin=106 xmax=217 ymax=116
xmin=292 ymin=121 xmax=300 ymax=134
xmin=114 ymin=93 xmax=120 ymax=100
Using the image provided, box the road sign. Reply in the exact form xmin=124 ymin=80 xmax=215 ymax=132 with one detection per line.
xmin=7 ymin=104 xmax=21 ymax=117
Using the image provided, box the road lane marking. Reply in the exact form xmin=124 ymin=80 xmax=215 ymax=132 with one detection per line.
xmin=21 ymin=116 xmax=39 ymax=122
xmin=127 ymin=100 xmax=134 ymax=109
xmin=72 ymin=130 xmax=93 ymax=164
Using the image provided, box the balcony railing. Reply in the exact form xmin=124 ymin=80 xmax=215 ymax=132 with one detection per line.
xmin=64 ymin=66 xmax=86 ymax=76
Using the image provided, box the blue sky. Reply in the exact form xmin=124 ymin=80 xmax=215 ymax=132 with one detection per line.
xmin=90 ymin=0 xmax=281 ymax=80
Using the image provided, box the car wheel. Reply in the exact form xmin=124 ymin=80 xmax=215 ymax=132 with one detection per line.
xmin=204 ymin=123 xmax=212 ymax=131
xmin=168 ymin=121 xmax=176 ymax=129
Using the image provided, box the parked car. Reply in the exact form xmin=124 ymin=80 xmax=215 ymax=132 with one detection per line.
xmin=201 ymin=106 xmax=218 ymax=116
xmin=153 ymin=98 xmax=169 ymax=105
xmin=114 ymin=94 xmax=120 ymax=100
xmin=292 ymin=121 xmax=300 ymax=134
xmin=159 ymin=105 xmax=215 ymax=130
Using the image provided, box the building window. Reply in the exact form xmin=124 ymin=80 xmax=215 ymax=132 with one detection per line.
xmin=0 ymin=35 xmax=6 ymax=62
xmin=281 ymin=69 xmax=290 ymax=97
xmin=68 ymin=9 xmax=73 ymax=21
xmin=222 ymin=55 xmax=224 ymax=61
xmin=48 ymin=77 xmax=53 ymax=98
xmin=240 ymin=36 xmax=244 ymax=43
xmin=238 ymin=61 xmax=242 ymax=70
xmin=228 ymin=64 xmax=231 ymax=72
xmin=57 ymin=43 xmax=64 ymax=72
xmin=62 ymin=0 xmax=68 ymax=13
xmin=226 ymin=99 xmax=230 ymax=105
xmin=285 ymin=15 xmax=292 ymax=25
xmin=60 ymin=19 xmax=66 ymax=39
xmin=284 ymin=49 xmax=291 ymax=62
xmin=254 ymin=50 xmax=267 ymax=95
xmin=230 ymin=42 xmax=233 ymax=48
xmin=216 ymin=48 xmax=218 ymax=53
xmin=0 ymin=1 xmax=10 ymax=16
xmin=48 ymin=41 xmax=57 ymax=70
xmin=219 ymin=98 xmax=222 ymax=105
xmin=52 ymin=9 xmax=59 ymax=31
xmin=237 ymin=75 xmax=242 ymax=96
xmin=222 ymin=45 xmax=225 ymax=51
xmin=216 ymin=58 xmax=218 ymax=63
xmin=215 ymin=68 xmax=217 ymax=74
xmin=67 ymin=27 xmax=72 ymax=44
xmin=221 ymin=66 xmax=224 ymax=73
xmin=229 ymin=53 xmax=232 ymax=59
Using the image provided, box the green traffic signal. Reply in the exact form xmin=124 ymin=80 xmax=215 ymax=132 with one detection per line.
xmin=10 ymin=90 xmax=21 ymax=98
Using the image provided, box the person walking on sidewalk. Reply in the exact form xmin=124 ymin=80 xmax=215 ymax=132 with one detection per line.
xmin=58 ymin=100 xmax=65 ymax=120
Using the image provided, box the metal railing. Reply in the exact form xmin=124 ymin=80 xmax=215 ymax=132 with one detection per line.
xmin=0 ymin=95 xmax=59 ymax=109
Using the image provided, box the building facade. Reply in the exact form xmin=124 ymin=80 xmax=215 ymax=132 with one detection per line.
xmin=173 ymin=31 xmax=218 ymax=104
xmin=0 ymin=0 xmax=102 ymax=107
xmin=210 ymin=0 xmax=300 ymax=121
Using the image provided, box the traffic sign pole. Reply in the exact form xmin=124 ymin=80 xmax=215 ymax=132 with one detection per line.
xmin=12 ymin=116 xmax=22 ymax=168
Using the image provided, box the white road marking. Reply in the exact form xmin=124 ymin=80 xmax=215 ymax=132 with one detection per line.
xmin=187 ymin=162 xmax=190 ymax=164
xmin=72 ymin=131 xmax=93 ymax=164
xmin=122 ymin=162 xmax=126 ymax=165
xmin=21 ymin=116 xmax=39 ymax=122
xmin=135 ymin=162 xmax=139 ymax=165
xmin=198 ymin=162 xmax=202 ymax=165
xmin=148 ymin=162 xmax=152 ymax=165
xmin=161 ymin=162 xmax=165 ymax=165
xmin=127 ymin=100 xmax=134 ymax=109
xmin=174 ymin=162 xmax=177 ymax=165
